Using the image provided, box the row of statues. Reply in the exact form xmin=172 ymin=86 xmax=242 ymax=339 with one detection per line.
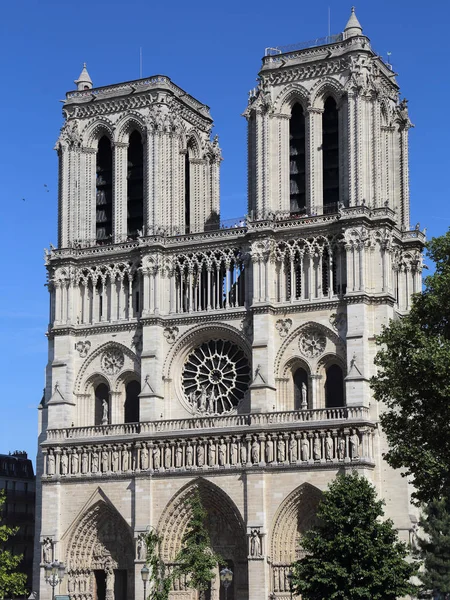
xmin=45 ymin=429 xmax=365 ymax=476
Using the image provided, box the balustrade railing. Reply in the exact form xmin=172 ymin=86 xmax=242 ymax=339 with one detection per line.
xmin=46 ymin=406 xmax=370 ymax=441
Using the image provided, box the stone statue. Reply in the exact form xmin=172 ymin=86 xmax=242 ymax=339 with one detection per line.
xmin=198 ymin=387 xmax=208 ymax=412
xmin=289 ymin=434 xmax=298 ymax=462
xmin=313 ymin=433 xmax=321 ymax=460
xmin=266 ymin=436 xmax=274 ymax=463
xmin=208 ymin=441 xmax=216 ymax=466
xmin=43 ymin=538 xmax=52 ymax=563
xmin=140 ymin=447 xmax=149 ymax=470
xmin=61 ymin=452 xmax=68 ymax=475
xmin=301 ymin=433 xmax=310 ymax=461
xmin=350 ymin=430 xmax=360 ymax=459
xmin=197 ymin=444 xmax=205 ymax=467
xmin=101 ymin=450 xmax=109 ymax=472
xmin=218 ymin=440 xmax=226 ymax=466
xmin=153 ymin=445 xmax=161 ymax=470
xmin=301 ymin=382 xmax=308 ymax=409
xmin=325 ymin=433 xmax=333 ymax=460
xmin=240 ymin=442 xmax=247 ymax=464
xmin=164 ymin=445 xmax=172 ymax=468
xmin=277 ymin=439 xmax=286 ymax=462
xmin=105 ymin=565 xmax=115 ymax=600
xmin=337 ymin=437 xmax=346 ymax=460
xmin=175 ymin=444 xmax=183 ymax=468
xmin=250 ymin=529 xmax=262 ymax=557
xmin=230 ymin=439 xmax=238 ymax=465
xmin=112 ymin=450 xmax=119 ymax=472
xmin=101 ymin=398 xmax=109 ymax=425
xmin=92 ymin=452 xmax=99 ymax=473
xmin=71 ymin=451 xmax=79 ymax=474
xmin=186 ymin=443 xmax=193 ymax=467
xmin=251 ymin=439 xmax=260 ymax=463
xmin=47 ymin=453 xmax=55 ymax=476
xmin=122 ymin=449 xmax=129 ymax=471
xmin=137 ymin=536 xmax=146 ymax=560
xmin=81 ymin=451 xmax=88 ymax=474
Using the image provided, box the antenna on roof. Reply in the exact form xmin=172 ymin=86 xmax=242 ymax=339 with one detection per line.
xmin=139 ymin=47 xmax=143 ymax=79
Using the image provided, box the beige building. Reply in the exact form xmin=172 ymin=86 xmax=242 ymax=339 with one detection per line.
xmin=34 ymin=9 xmax=424 ymax=600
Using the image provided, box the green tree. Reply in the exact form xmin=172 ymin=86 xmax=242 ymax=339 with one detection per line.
xmin=291 ymin=472 xmax=417 ymax=600
xmin=416 ymin=496 xmax=450 ymax=597
xmin=371 ymin=231 xmax=450 ymax=504
xmin=0 ymin=491 xmax=27 ymax=599
xmin=143 ymin=529 xmax=172 ymax=600
xmin=175 ymin=489 xmax=222 ymax=600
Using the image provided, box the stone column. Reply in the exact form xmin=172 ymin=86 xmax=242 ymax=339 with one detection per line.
xmin=113 ymin=142 xmax=129 ymax=242
xmin=306 ymin=107 xmax=324 ymax=214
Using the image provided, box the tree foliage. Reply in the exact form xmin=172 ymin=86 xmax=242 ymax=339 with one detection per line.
xmin=416 ymin=496 xmax=450 ymax=597
xmin=175 ymin=489 xmax=222 ymax=600
xmin=291 ymin=472 xmax=417 ymax=600
xmin=371 ymin=231 xmax=450 ymax=504
xmin=0 ymin=491 xmax=27 ymax=599
xmin=143 ymin=529 xmax=172 ymax=600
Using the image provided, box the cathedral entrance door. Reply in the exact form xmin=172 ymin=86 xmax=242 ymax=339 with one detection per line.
xmin=113 ymin=569 xmax=127 ymax=600
xmin=94 ymin=570 xmax=106 ymax=600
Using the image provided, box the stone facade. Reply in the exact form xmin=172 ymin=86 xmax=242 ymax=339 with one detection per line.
xmin=34 ymin=10 xmax=424 ymax=600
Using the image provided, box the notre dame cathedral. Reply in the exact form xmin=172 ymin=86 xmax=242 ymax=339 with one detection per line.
xmin=34 ymin=9 xmax=424 ymax=600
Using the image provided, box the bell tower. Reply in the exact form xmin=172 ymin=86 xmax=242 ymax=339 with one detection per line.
xmin=245 ymin=8 xmax=412 ymax=229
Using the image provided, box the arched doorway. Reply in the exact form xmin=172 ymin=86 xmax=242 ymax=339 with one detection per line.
xmin=270 ymin=483 xmax=322 ymax=597
xmin=124 ymin=380 xmax=140 ymax=423
xmin=158 ymin=479 xmax=248 ymax=599
xmin=65 ymin=499 xmax=134 ymax=600
xmin=325 ymin=364 xmax=345 ymax=408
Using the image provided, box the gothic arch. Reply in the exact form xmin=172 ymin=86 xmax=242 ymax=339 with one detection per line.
xmin=309 ymin=77 xmax=344 ymax=109
xmin=185 ymin=129 xmax=202 ymax=158
xmin=114 ymin=112 xmax=146 ymax=143
xmin=274 ymin=83 xmax=310 ymax=115
xmin=75 ymin=341 xmax=140 ymax=395
xmin=82 ymin=118 xmax=115 ymax=148
xmin=63 ymin=490 xmax=134 ymax=600
xmin=158 ymin=478 xmax=247 ymax=563
xmin=269 ymin=482 xmax=322 ymax=565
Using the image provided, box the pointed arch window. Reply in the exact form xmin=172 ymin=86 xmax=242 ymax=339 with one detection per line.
xmin=325 ymin=364 xmax=344 ymax=408
xmin=124 ymin=380 xmax=140 ymax=423
xmin=96 ymin=136 xmax=113 ymax=241
xmin=127 ymin=130 xmax=144 ymax=238
xmin=289 ymin=103 xmax=306 ymax=214
xmin=322 ymin=97 xmax=340 ymax=210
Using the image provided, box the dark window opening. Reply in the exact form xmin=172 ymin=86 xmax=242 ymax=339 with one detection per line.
xmin=127 ymin=130 xmax=144 ymax=238
xmin=95 ymin=383 xmax=109 ymax=426
xmin=293 ymin=368 xmax=308 ymax=409
xmin=96 ymin=136 xmax=113 ymax=241
xmin=185 ymin=151 xmax=191 ymax=234
xmin=124 ymin=380 xmax=140 ymax=423
xmin=94 ymin=570 xmax=106 ymax=600
xmin=325 ymin=364 xmax=344 ymax=408
xmin=135 ymin=291 xmax=140 ymax=315
xmin=322 ymin=97 xmax=340 ymax=208
xmin=290 ymin=103 xmax=306 ymax=214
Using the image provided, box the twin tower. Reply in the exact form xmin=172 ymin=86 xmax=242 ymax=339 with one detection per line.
xmin=37 ymin=10 xmax=423 ymax=600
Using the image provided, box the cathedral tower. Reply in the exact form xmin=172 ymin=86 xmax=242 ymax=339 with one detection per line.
xmin=35 ymin=10 xmax=423 ymax=600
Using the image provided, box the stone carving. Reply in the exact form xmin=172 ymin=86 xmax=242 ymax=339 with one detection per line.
xmin=349 ymin=429 xmax=360 ymax=459
xmin=101 ymin=450 xmax=109 ymax=472
xmin=197 ymin=444 xmax=205 ymax=467
xmin=250 ymin=529 xmax=262 ymax=557
xmin=301 ymin=382 xmax=308 ymax=410
xmin=299 ymin=328 xmax=326 ymax=358
xmin=301 ymin=433 xmax=310 ymax=461
xmin=208 ymin=441 xmax=216 ymax=466
xmin=92 ymin=451 xmax=99 ymax=473
xmin=101 ymin=399 xmax=109 ymax=425
xmin=175 ymin=444 xmax=183 ymax=468
xmin=275 ymin=318 xmax=292 ymax=338
xmin=329 ymin=312 xmax=347 ymax=333
xmin=47 ymin=452 xmax=55 ymax=476
xmin=277 ymin=439 xmax=286 ymax=463
xmin=153 ymin=445 xmax=161 ymax=470
xmin=240 ymin=315 xmax=253 ymax=338
xmin=325 ymin=433 xmax=333 ymax=461
xmin=140 ymin=446 xmax=149 ymax=470
xmin=186 ymin=443 xmax=194 ymax=467
xmin=42 ymin=538 xmax=53 ymax=563
xmin=81 ymin=451 xmax=88 ymax=474
xmin=122 ymin=449 xmax=129 ymax=471
xmin=289 ymin=434 xmax=298 ymax=462
xmin=61 ymin=451 xmax=68 ymax=475
xmin=251 ymin=438 xmax=260 ymax=463
xmin=240 ymin=443 xmax=247 ymax=464
xmin=164 ymin=445 xmax=172 ymax=468
xmin=112 ymin=450 xmax=119 ymax=472
xmin=266 ymin=436 xmax=274 ymax=463
xmin=101 ymin=348 xmax=124 ymax=375
xmin=105 ymin=564 xmax=115 ymax=600
xmin=136 ymin=534 xmax=146 ymax=561
xmin=163 ymin=326 xmax=179 ymax=344
xmin=218 ymin=440 xmax=226 ymax=466
xmin=230 ymin=439 xmax=238 ymax=465
xmin=75 ymin=340 xmax=91 ymax=358
xmin=313 ymin=433 xmax=321 ymax=460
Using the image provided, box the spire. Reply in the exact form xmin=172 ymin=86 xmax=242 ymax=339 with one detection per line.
xmin=74 ymin=63 xmax=93 ymax=91
xmin=344 ymin=7 xmax=363 ymax=39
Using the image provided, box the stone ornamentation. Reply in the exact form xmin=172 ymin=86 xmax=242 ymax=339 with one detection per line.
xmin=275 ymin=318 xmax=292 ymax=338
xmin=75 ymin=340 xmax=91 ymax=358
xmin=42 ymin=538 xmax=53 ymax=563
xmin=101 ymin=348 xmax=124 ymax=375
xmin=299 ymin=328 xmax=326 ymax=358
xmin=163 ymin=326 xmax=179 ymax=344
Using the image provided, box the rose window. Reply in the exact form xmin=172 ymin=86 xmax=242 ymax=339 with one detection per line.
xmin=182 ymin=340 xmax=251 ymax=414
xmin=299 ymin=329 xmax=326 ymax=358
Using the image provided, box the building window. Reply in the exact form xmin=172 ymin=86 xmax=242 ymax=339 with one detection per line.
xmin=289 ymin=103 xmax=306 ymax=214
xmin=127 ymin=130 xmax=144 ymax=238
xmin=96 ymin=136 xmax=113 ymax=241
xmin=325 ymin=364 xmax=344 ymax=408
xmin=184 ymin=147 xmax=193 ymax=234
xmin=124 ymin=381 xmax=140 ymax=423
xmin=95 ymin=383 xmax=110 ymax=426
xmin=322 ymin=97 xmax=340 ymax=210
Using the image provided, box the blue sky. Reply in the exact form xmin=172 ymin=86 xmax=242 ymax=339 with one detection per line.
xmin=0 ymin=0 xmax=449 ymax=465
